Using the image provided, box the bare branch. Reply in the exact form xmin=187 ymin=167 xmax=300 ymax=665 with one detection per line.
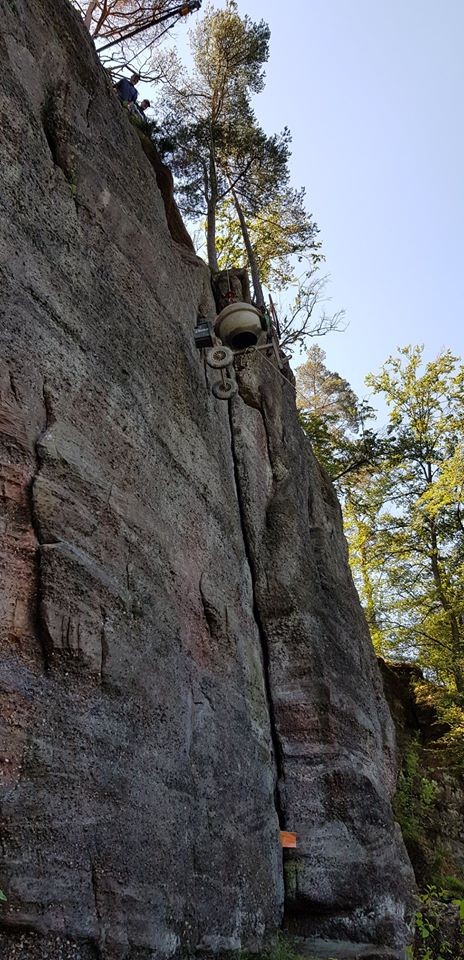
xmin=274 ymin=268 xmax=346 ymax=355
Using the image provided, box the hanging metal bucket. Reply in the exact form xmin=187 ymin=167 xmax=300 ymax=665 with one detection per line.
xmin=215 ymin=302 xmax=265 ymax=351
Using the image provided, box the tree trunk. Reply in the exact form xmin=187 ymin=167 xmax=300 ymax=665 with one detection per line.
xmin=206 ymin=135 xmax=219 ymax=273
xmin=84 ymin=0 xmax=99 ymax=31
xmin=231 ymin=187 xmax=264 ymax=309
xmin=207 ymin=198 xmax=218 ymax=272
xmin=360 ymin=539 xmax=379 ymax=641
xmin=428 ymin=518 xmax=464 ymax=694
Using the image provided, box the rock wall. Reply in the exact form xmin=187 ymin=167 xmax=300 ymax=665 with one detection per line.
xmin=0 ymin=0 xmax=414 ymax=957
xmin=380 ymin=661 xmax=464 ymax=888
xmin=230 ymin=358 xmax=415 ymax=949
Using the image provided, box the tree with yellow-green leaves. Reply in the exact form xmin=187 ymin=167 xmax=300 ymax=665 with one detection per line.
xmin=298 ymin=344 xmax=464 ymax=703
xmin=296 ymin=345 xmax=379 ymax=481
xmin=347 ymin=346 xmax=464 ymax=700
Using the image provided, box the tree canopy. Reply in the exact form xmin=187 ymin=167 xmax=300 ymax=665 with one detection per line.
xmin=300 ymin=345 xmax=464 ymax=706
xmin=296 ymin=344 xmax=376 ymax=478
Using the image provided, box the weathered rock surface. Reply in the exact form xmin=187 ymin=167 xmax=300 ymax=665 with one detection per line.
xmin=380 ymin=661 xmax=464 ymax=887
xmin=230 ymin=356 xmax=415 ymax=948
xmin=0 ymin=2 xmax=281 ymax=956
xmin=0 ymin=0 xmax=414 ymax=956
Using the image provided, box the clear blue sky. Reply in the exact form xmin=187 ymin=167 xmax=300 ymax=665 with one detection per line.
xmin=235 ymin=0 xmax=464 ymax=404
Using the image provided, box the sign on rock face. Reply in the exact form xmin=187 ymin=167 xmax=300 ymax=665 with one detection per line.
xmin=280 ymin=831 xmax=297 ymax=848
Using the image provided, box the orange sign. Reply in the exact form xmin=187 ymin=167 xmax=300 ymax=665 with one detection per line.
xmin=279 ymin=831 xmax=297 ymax=848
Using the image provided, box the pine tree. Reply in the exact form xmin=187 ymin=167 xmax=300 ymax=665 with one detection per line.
xmin=155 ymin=1 xmax=270 ymax=271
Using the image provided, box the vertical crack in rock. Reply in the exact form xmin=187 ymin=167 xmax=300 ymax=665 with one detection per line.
xmin=8 ymin=370 xmax=19 ymax=404
xmin=41 ymin=86 xmax=78 ymax=213
xmin=85 ymin=87 xmax=96 ymax=130
xmin=202 ymin=351 xmax=209 ymax=391
xmin=227 ymin=401 xmax=285 ymax=829
xmin=28 ymin=381 xmax=54 ymax=670
xmin=90 ymin=860 xmax=103 ymax=959
xmin=199 ymin=572 xmax=223 ymax=641
xmin=99 ymin=606 xmax=109 ymax=685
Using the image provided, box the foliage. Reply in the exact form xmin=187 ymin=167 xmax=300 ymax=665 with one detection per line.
xmin=0 ymin=889 xmax=6 ymax=902
xmin=411 ymin=680 xmax=464 ymax=773
xmin=297 ymin=344 xmax=361 ymax=436
xmin=213 ymin=116 xmax=322 ymax=298
xmin=438 ymin=705 xmax=464 ymax=770
xmin=216 ymin=191 xmax=320 ymax=289
xmin=154 ymin=1 xmax=271 ymax=271
xmin=298 ymin=342 xmax=464 ymax=744
xmin=296 ymin=344 xmax=381 ymax=479
xmin=154 ymin=1 xmax=321 ymax=301
xmin=406 ymin=886 xmax=464 ymax=960
xmin=393 ymin=738 xmax=439 ymax=846
xmin=344 ymin=347 xmax=464 ymax=701
xmin=441 ymin=875 xmax=464 ymax=899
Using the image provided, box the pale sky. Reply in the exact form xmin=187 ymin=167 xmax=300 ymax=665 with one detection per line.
xmin=143 ymin=0 xmax=463 ymax=410
xmin=237 ymin=0 xmax=464 ymax=405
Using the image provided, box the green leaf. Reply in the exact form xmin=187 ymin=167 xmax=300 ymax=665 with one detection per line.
xmin=452 ymin=897 xmax=464 ymax=921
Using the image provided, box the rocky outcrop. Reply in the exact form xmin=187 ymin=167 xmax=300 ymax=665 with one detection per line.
xmin=0 ymin=2 xmax=281 ymax=956
xmin=136 ymin=132 xmax=195 ymax=252
xmin=380 ymin=661 xmax=464 ymax=889
xmin=0 ymin=0 xmax=414 ymax=957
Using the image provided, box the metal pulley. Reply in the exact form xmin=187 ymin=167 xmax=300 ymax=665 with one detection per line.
xmin=207 ymin=346 xmax=237 ymax=400
xmin=212 ymin=376 xmax=238 ymax=400
xmin=206 ymin=345 xmax=234 ymax=369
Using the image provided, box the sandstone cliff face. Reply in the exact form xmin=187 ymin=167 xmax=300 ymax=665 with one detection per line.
xmin=230 ymin=358 xmax=415 ymax=950
xmin=0 ymin=1 xmax=414 ymax=957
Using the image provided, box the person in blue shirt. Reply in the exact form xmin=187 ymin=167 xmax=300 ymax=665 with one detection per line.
xmin=115 ymin=74 xmax=140 ymax=105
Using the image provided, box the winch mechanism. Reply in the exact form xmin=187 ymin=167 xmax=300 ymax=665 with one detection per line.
xmin=194 ymin=298 xmax=281 ymax=401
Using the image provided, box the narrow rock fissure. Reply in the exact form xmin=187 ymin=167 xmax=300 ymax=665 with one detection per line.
xmin=99 ymin=605 xmax=109 ymax=685
xmin=8 ymin=369 xmax=19 ymax=403
xmin=259 ymin=394 xmax=278 ymax=484
xmin=28 ymin=476 xmax=50 ymax=672
xmin=28 ymin=382 xmax=54 ymax=671
xmin=85 ymin=88 xmax=96 ymax=129
xmin=227 ymin=399 xmax=285 ymax=829
xmin=199 ymin=572 xmax=222 ymax=640
xmin=41 ymin=88 xmax=78 ymax=213
xmin=90 ymin=860 xmax=104 ymax=959
xmin=41 ymin=93 xmax=61 ymax=169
